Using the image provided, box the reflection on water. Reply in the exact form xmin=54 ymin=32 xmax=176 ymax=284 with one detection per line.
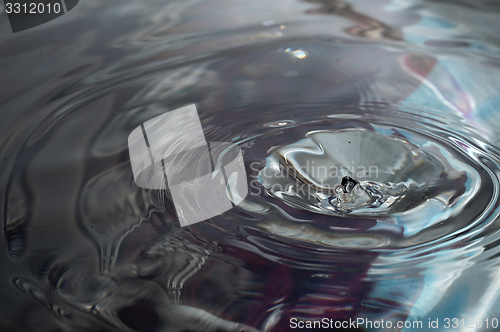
xmin=2 ymin=0 xmax=500 ymax=331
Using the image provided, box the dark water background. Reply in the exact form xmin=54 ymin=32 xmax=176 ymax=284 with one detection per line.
xmin=2 ymin=0 xmax=500 ymax=331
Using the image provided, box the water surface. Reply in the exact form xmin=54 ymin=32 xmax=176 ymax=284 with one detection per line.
xmin=2 ymin=0 xmax=500 ymax=331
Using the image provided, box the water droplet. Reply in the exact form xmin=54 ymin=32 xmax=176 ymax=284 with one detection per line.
xmin=341 ymin=176 xmax=358 ymax=193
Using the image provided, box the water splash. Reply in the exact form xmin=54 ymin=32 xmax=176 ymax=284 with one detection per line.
xmin=256 ymin=123 xmax=491 ymax=249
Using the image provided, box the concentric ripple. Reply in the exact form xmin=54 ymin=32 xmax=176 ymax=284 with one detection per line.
xmin=255 ymin=120 xmax=492 ymax=248
xmin=227 ymin=103 xmax=500 ymax=250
